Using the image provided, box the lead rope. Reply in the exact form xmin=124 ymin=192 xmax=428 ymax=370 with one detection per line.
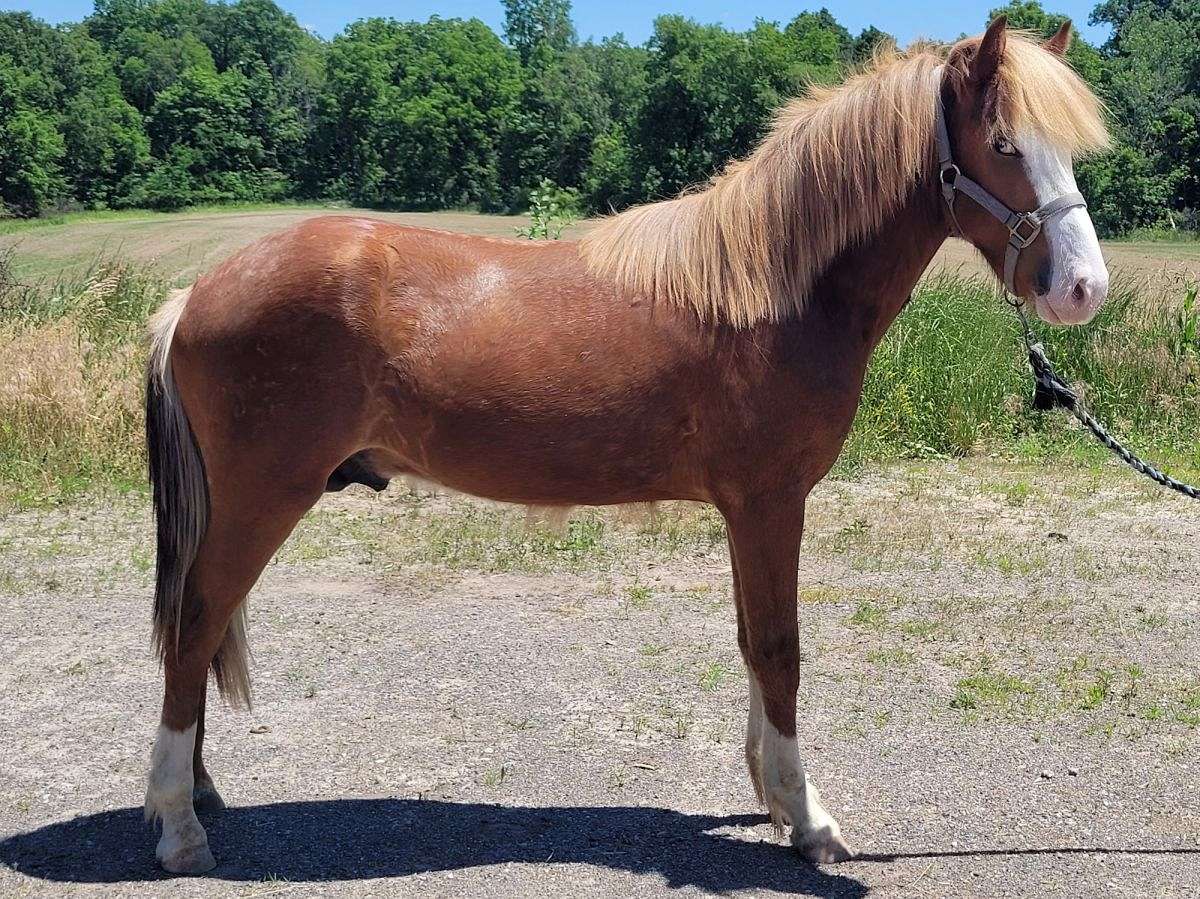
xmin=1006 ymin=295 xmax=1200 ymax=499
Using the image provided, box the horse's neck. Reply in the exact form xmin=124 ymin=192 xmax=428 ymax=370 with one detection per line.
xmin=802 ymin=186 xmax=950 ymax=355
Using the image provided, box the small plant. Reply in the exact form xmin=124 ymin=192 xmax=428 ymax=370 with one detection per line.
xmin=480 ymin=765 xmax=509 ymax=788
xmin=698 ymin=661 xmax=730 ymax=692
xmin=625 ymin=583 xmax=652 ymax=609
xmin=950 ymin=670 xmax=1033 ymax=711
xmin=1169 ymin=281 xmax=1199 ymax=359
xmin=849 ymin=600 xmax=887 ymax=629
xmin=515 ymin=178 xmax=580 ymax=240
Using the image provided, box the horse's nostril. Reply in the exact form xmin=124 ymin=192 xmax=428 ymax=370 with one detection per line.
xmin=1073 ymin=279 xmax=1088 ymax=302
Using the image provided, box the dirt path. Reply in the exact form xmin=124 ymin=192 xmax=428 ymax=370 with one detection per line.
xmin=4 ymin=207 xmax=1198 ymax=295
xmin=1 ymin=460 xmax=1198 ymax=896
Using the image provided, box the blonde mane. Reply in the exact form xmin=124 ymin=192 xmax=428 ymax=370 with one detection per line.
xmin=580 ymin=32 xmax=1109 ymax=328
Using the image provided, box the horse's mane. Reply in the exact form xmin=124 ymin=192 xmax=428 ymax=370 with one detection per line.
xmin=579 ymin=32 xmax=1109 ymax=328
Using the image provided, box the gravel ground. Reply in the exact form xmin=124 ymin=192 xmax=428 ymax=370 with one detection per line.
xmin=1 ymin=460 xmax=1198 ymax=897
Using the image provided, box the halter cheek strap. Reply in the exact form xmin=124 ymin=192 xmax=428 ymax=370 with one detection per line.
xmin=933 ymin=66 xmax=1086 ymax=295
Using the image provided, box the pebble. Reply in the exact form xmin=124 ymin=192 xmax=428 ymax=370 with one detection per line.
xmin=1041 ymin=769 xmax=1054 ymax=779
xmin=1068 ymin=767 xmax=1079 ymax=776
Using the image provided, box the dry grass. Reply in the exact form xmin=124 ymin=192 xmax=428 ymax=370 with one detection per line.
xmin=0 ymin=253 xmax=157 ymax=504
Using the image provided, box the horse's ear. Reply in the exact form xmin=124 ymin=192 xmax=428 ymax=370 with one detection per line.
xmin=972 ymin=15 xmax=1007 ymax=85
xmin=1045 ymin=20 xmax=1072 ymax=56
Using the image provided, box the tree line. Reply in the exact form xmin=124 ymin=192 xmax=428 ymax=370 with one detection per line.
xmin=0 ymin=0 xmax=1196 ymax=236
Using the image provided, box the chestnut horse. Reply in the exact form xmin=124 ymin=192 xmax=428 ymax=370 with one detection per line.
xmin=144 ymin=19 xmax=1110 ymax=873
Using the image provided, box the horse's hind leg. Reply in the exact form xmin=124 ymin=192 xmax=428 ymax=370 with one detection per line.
xmin=191 ymin=688 xmax=224 ymax=812
xmin=146 ymin=473 xmax=324 ymax=873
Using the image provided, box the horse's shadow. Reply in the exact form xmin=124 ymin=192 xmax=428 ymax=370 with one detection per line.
xmin=3 ymin=799 xmax=1196 ymax=896
xmin=0 ymin=799 xmax=866 ymax=897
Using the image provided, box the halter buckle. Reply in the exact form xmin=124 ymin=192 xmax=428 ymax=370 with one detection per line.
xmin=1007 ymin=213 xmax=1041 ymax=249
xmin=938 ymin=163 xmax=960 ymax=206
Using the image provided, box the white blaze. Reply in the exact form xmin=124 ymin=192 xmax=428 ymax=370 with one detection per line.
xmin=1018 ymin=126 xmax=1109 ymax=324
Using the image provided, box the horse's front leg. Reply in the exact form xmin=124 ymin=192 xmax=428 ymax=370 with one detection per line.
xmin=725 ymin=497 xmax=853 ymax=864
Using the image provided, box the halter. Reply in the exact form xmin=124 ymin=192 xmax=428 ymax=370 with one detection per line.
xmin=933 ymin=67 xmax=1087 ymax=295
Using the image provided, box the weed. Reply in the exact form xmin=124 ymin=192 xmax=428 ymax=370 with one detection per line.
xmin=849 ymin=601 xmax=887 ymax=629
xmin=866 ymin=646 xmax=915 ymax=668
xmin=951 ymin=670 xmax=1033 ymax=712
xmin=625 ymin=583 xmax=653 ymax=609
xmin=479 ymin=765 xmax=508 ymax=788
xmin=698 ymin=662 xmax=730 ymax=692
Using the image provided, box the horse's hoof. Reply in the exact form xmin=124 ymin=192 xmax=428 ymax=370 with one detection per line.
xmin=192 ymin=783 xmax=226 ymax=813
xmin=158 ymin=840 xmax=217 ymax=875
xmin=792 ymin=826 xmax=854 ymax=864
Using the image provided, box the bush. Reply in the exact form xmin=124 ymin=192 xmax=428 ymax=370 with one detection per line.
xmin=1076 ymin=147 xmax=1177 ymax=237
xmin=514 ymin=178 xmax=580 ymax=239
xmin=131 ymin=146 xmax=201 ymax=211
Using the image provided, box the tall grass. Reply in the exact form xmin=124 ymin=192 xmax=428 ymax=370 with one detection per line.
xmin=0 ymin=250 xmax=1197 ymax=507
xmin=840 ymin=273 xmax=1200 ymax=475
xmin=0 ymin=248 xmax=163 ymax=504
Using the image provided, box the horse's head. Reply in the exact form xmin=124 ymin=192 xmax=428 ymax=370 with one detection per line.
xmin=940 ymin=17 xmax=1110 ymax=325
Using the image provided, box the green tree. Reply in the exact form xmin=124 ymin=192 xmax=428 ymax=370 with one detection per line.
xmin=315 ymin=17 xmax=520 ymax=209
xmin=1077 ymin=144 xmax=1177 ymax=233
xmin=502 ymin=0 xmax=575 ymax=64
xmin=785 ymin=8 xmax=853 ymax=61
xmin=578 ymin=35 xmax=648 ymax=124
xmin=1083 ymin=0 xmax=1200 ymax=225
xmin=0 ymin=12 xmax=148 ymax=213
xmin=584 ymin=122 xmax=636 ymax=211
xmin=631 ymin=16 xmax=808 ymax=198
xmin=851 ymin=26 xmax=893 ymax=64
xmin=146 ymin=64 xmax=281 ymax=203
xmin=988 ymin=1 xmax=1105 ymax=83
xmin=0 ymin=57 xmax=65 ymax=216
xmin=500 ymin=43 xmax=609 ymax=207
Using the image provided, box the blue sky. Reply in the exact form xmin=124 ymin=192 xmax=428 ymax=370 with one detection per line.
xmin=8 ymin=0 xmax=1110 ymax=47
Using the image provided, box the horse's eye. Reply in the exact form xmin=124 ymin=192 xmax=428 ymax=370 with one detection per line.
xmin=993 ymin=137 xmax=1021 ymax=157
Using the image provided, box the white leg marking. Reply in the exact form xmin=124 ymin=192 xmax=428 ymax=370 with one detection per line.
xmin=145 ymin=723 xmax=216 ymax=874
xmin=758 ymin=717 xmax=853 ymax=863
xmin=745 ymin=672 xmax=765 ymax=803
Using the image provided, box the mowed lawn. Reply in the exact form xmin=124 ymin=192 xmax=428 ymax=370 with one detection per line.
xmin=3 ymin=204 xmax=1199 ymax=291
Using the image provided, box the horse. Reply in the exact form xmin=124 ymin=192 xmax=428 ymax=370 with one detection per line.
xmin=143 ymin=18 xmax=1110 ymax=874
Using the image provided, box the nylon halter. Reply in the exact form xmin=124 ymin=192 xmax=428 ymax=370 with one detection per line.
xmin=932 ymin=67 xmax=1087 ymax=295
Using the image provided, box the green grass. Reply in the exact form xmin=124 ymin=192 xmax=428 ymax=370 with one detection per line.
xmin=1118 ymin=227 xmax=1200 ymax=245
xmin=950 ymin=670 xmax=1035 ymax=712
xmin=834 ymin=273 xmax=1200 ymax=480
xmin=0 ymin=201 xmax=348 ymax=236
xmin=849 ymin=601 xmax=888 ymax=629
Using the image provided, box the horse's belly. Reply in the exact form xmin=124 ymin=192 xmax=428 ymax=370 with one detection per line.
xmin=370 ymin=405 xmax=705 ymax=506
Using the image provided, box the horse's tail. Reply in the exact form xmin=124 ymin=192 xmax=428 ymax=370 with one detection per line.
xmin=146 ymin=286 xmax=251 ymax=708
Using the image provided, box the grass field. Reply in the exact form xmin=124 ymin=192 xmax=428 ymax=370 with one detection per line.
xmin=2 ymin=204 xmax=1199 ymax=288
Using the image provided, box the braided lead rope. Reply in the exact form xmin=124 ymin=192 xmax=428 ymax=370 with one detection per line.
xmin=1007 ymin=297 xmax=1200 ymax=500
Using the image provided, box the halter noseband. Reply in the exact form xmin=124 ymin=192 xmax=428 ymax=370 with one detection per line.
xmin=933 ymin=66 xmax=1086 ymax=295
